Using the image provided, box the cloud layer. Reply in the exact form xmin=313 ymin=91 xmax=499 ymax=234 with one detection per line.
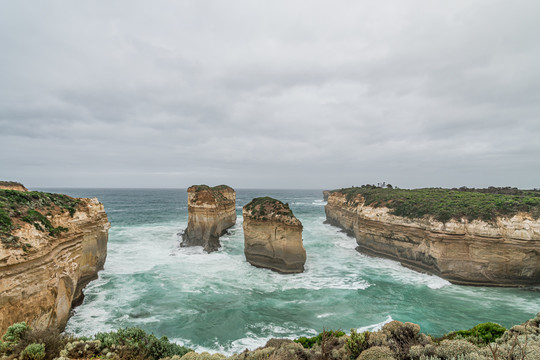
xmin=1 ymin=1 xmax=539 ymax=189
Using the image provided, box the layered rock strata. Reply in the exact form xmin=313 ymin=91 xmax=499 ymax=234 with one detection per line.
xmin=0 ymin=190 xmax=110 ymax=334
xmin=243 ymin=197 xmax=306 ymax=273
xmin=0 ymin=181 xmax=28 ymax=192
xmin=181 ymin=185 xmax=236 ymax=252
xmin=325 ymin=191 xmax=540 ymax=287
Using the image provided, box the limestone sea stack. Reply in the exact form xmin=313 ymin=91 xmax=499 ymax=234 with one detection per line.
xmin=181 ymin=185 xmax=236 ymax=252
xmin=325 ymin=186 xmax=540 ymax=287
xmin=243 ymin=197 xmax=306 ymax=273
xmin=0 ymin=187 xmax=110 ymax=334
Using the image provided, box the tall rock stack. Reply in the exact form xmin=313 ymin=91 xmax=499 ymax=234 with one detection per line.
xmin=243 ymin=197 xmax=306 ymax=273
xmin=181 ymin=185 xmax=236 ymax=253
xmin=0 ymin=187 xmax=110 ymax=334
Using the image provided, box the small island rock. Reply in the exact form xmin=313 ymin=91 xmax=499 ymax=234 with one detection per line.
xmin=181 ymin=185 xmax=236 ymax=252
xmin=243 ymin=197 xmax=306 ymax=273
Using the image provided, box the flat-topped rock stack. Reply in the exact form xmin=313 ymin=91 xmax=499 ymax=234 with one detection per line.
xmin=243 ymin=197 xmax=306 ymax=273
xmin=181 ymin=185 xmax=236 ymax=252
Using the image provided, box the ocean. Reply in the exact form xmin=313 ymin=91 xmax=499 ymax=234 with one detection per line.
xmin=38 ymin=188 xmax=539 ymax=355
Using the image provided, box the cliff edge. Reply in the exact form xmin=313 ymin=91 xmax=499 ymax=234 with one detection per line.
xmin=181 ymin=185 xmax=236 ymax=253
xmin=243 ymin=197 xmax=306 ymax=273
xmin=0 ymin=187 xmax=110 ymax=334
xmin=325 ymin=186 xmax=540 ymax=287
xmin=0 ymin=181 xmax=28 ymax=192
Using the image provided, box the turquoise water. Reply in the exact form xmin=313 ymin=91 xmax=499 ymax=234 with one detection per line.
xmin=40 ymin=188 xmax=539 ymax=354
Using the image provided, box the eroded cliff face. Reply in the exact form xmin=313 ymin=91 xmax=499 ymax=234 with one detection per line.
xmin=0 ymin=181 xmax=28 ymax=192
xmin=181 ymin=185 xmax=236 ymax=253
xmin=243 ymin=197 xmax=306 ymax=273
xmin=0 ymin=194 xmax=110 ymax=334
xmin=325 ymin=191 xmax=540 ymax=287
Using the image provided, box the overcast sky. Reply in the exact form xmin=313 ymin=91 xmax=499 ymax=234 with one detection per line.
xmin=1 ymin=1 xmax=539 ymax=189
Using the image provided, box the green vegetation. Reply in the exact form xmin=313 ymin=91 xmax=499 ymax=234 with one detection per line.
xmin=244 ymin=197 xmax=294 ymax=219
xmin=1 ymin=313 xmax=539 ymax=359
xmin=190 ymin=184 xmax=234 ymax=204
xmin=0 ymin=189 xmax=80 ymax=248
xmin=294 ymin=330 xmax=345 ymax=348
xmin=0 ymin=323 xmax=191 ymax=360
xmin=442 ymin=322 xmax=507 ymax=345
xmin=331 ymin=185 xmax=540 ymax=223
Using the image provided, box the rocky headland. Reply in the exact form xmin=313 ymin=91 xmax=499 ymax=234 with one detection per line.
xmin=181 ymin=185 xmax=236 ymax=253
xmin=0 ymin=187 xmax=110 ymax=334
xmin=325 ymin=186 xmax=540 ymax=287
xmin=0 ymin=181 xmax=28 ymax=192
xmin=243 ymin=197 xmax=306 ymax=273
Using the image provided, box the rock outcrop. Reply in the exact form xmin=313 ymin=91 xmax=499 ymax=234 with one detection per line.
xmin=181 ymin=185 xmax=236 ymax=252
xmin=0 ymin=181 xmax=28 ymax=192
xmin=322 ymin=190 xmax=331 ymax=202
xmin=243 ymin=197 xmax=306 ymax=273
xmin=325 ymin=190 xmax=540 ymax=287
xmin=0 ymin=189 xmax=110 ymax=334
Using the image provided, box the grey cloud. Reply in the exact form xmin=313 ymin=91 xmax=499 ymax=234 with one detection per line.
xmin=1 ymin=0 xmax=539 ymax=189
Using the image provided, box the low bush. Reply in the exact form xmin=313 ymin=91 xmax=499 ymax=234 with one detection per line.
xmin=294 ymin=330 xmax=345 ymax=349
xmin=20 ymin=343 xmax=46 ymax=360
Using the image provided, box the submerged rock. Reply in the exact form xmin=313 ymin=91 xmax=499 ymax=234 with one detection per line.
xmin=181 ymin=185 xmax=236 ymax=253
xmin=0 ymin=189 xmax=110 ymax=334
xmin=243 ymin=197 xmax=306 ymax=273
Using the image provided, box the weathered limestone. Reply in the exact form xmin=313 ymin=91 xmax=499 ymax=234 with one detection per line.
xmin=322 ymin=190 xmax=331 ymax=202
xmin=243 ymin=197 xmax=306 ymax=273
xmin=325 ymin=190 xmax=540 ymax=287
xmin=0 ymin=194 xmax=110 ymax=334
xmin=0 ymin=181 xmax=28 ymax=192
xmin=181 ymin=185 xmax=236 ymax=252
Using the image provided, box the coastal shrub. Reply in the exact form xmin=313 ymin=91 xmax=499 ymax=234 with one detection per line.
xmin=381 ymin=321 xmax=421 ymax=359
xmin=356 ymin=345 xmax=395 ymax=360
xmin=434 ymin=339 xmax=479 ymax=359
xmin=179 ymin=351 xmax=227 ymax=360
xmin=345 ymin=329 xmax=370 ymax=359
xmin=446 ymin=322 xmax=506 ymax=344
xmin=13 ymin=327 xmax=70 ymax=360
xmin=20 ymin=343 xmax=46 ymax=360
xmin=332 ymin=186 xmax=540 ymax=222
xmin=2 ymin=321 xmax=29 ymax=343
xmin=294 ymin=330 xmax=345 ymax=348
xmin=94 ymin=327 xmax=191 ymax=360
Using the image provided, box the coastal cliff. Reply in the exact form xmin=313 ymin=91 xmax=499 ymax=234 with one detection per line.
xmin=243 ymin=197 xmax=306 ymax=273
xmin=0 ymin=188 xmax=110 ymax=334
xmin=0 ymin=181 xmax=28 ymax=192
xmin=181 ymin=185 xmax=236 ymax=252
xmin=325 ymin=187 xmax=540 ymax=287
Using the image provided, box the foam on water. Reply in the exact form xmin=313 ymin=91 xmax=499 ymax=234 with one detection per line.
xmin=59 ymin=188 xmax=540 ymax=353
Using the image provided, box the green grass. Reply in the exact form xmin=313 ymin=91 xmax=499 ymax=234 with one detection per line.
xmin=190 ymin=184 xmax=234 ymax=204
xmin=0 ymin=189 xmax=80 ymax=247
xmin=330 ymin=185 xmax=540 ymax=223
xmin=244 ymin=197 xmax=294 ymax=218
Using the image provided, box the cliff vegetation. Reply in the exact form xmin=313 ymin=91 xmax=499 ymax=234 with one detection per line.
xmin=1 ymin=313 xmax=539 ymax=360
xmin=0 ymin=190 xmax=81 ymax=249
xmin=330 ymin=185 xmax=540 ymax=223
xmin=244 ymin=197 xmax=294 ymax=222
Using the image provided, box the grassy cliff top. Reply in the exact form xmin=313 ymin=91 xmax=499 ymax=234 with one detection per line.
xmin=0 ymin=189 xmax=81 ymax=249
xmin=187 ymin=184 xmax=235 ymax=205
xmin=329 ymin=185 xmax=540 ymax=223
xmin=243 ymin=197 xmax=299 ymax=223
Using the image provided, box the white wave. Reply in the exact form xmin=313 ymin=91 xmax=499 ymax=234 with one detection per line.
xmin=317 ymin=313 xmax=334 ymax=318
xmin=354 ymin=315 xmax=393 ymax=332
xmin=312 ymin=200 xmax=327 ymax=206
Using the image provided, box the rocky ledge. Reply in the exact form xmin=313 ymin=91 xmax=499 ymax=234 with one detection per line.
xmin=325 ymin=186 xmax=540 ymax=287
xmin=243 ymin=197 xmax=306 ymax=273
xmin=181 ymin=185 xmax=236 ymax=253
xmin=0 ymin=187 xmax=110 ymax=334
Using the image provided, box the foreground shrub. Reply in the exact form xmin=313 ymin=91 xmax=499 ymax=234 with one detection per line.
xmin=2 ymin=322 xmax=29 ymax=343
xmin=294 ymin=330 xmax=345 ymax=348
xmin=346 ymin=329 xmax=370 ymax=359
xmin=20 ymin=343 xmax=46 ymax=360
xmin=447 ymin=322 xmax=506 ymax=344
xmin=357 ymin=345 xmax=395 ymax=360
xmin=94 ymin=327 xmax=191 ymax=359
